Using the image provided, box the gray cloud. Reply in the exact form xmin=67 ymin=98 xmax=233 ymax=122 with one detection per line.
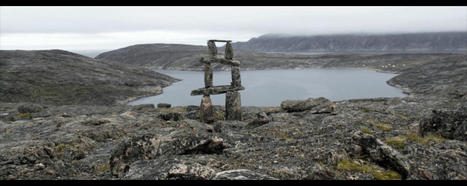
xmin=1 ymin=6 xmax=466 ymax=50
xmin=2 ymin=6 xmax=466 ymax=34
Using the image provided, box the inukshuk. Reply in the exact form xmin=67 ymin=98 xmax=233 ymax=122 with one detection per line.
xmin=191 ymin=40 xmax=245 ymax=123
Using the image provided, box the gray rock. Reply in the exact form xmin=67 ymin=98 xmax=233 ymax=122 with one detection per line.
xmin=304 ymin=163 xmax=336 ymax=180
xmin=352 ymin=131 xmax=411 ymax=179
xmin=213 ymin=169 xmax=278 ymax=180
xmin=124 ymin=158 xmax=216 ymax=180
xmin=246 ymin=112 xmax=270 ymax=129
xmin=157 ymin=112 xmax=183 ymax=121
xmin=133 ymin=104 xmax=155 ymax=111
xmin=280 ymin=97 xmax=335 ymax=113
xmin=18 ymin=104 xmax=43 ymax=113
xmin=420 ymin=107 xmax=467 ymax=141
xmin=109 ymin=125 xmax=225 ymax=177
xmin=157 ymin=103 xmax=171 ymax=109
xmin=225 ymin=91 xmax=242 ymax=120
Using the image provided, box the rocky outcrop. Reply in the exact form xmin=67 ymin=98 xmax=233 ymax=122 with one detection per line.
xmin=124 ymin=158 xmax=217 ymax=180
xmin=213 ymin=169 xmax=278 ymax=180
xmin=0 ymin=50 xmax=179 ymax=106
xmin=352 ymin=131 xmax=411 ymax=179
xmin=420 ymin=107 xmax=467 ymax=141
xmin=280 ymin=97 xmax=335 ymax=113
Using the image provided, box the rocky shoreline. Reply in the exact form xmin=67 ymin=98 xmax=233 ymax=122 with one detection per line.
xmin=0 ymin=50 xmax=466 ymax=180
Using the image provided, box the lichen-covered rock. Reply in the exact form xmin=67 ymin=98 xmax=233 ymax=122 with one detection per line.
xmin=109 ymin=123 xmax=225 ymax=177
xmin=280 ymin=97 xmax=335 ymax=113
xmin=18 ymin=104 xmax=43 ymax=113
xmin=246 ymin=112 xmax=270 ymax=129
xmin=157 ymin=112 xmax=183 ymax=121
xmin=157 ymin=103 xmax=171 ymax=109
xmin=304 ymin=163 xmax=336 ymax=180
xmin=213 ymin=169 xmax=278 ymax=180
xmin=132 ymin=104 xmax=155 ymax=111
xmin=352 ymin=131 xmax=411 ymax=179
xmin=420 ymin=107 xmax=467 ymax=141
xmin=124 ymin=158 xmax=217 ymax=180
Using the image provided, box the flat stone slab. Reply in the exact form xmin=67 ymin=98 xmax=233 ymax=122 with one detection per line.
xmin=200 ymin=56 xmax=240 ymax=66
xmin=191 ymin=85 xmax=245 ymax=96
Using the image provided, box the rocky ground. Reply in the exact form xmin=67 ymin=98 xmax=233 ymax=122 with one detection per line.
xmin=0 ymin=50 xmax=466 ymax=180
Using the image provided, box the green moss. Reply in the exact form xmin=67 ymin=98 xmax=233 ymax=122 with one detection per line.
xmin=215 ymin=110 xmax=224 ymax=121
xmin=71 ymin=160 xmax=79 ymax=165
xmin=385 ymin=133 xmax=445 ymax=148
xmin=156 ymin=107 xmax=186 ymax=113
xmin=372 ymin=170 xmax=402 ymax=180
xmin=95 ymin=163 xmax=110 ymax=174
xmin=405 ymin=133 xmax=445 ymax=145
xmin=265 ymin=106 xmax=281 ymax=112
xmin=336 ymin=159 xmax=402 ymax=180
xmin=360 ymin=127 xmax=373 ymax=135
xmin=366 ymin=119 xmax=393 ymax=131
xmin=15 ymin=112 xmax=31 ymax=119
xmin=385 ymin=137 xmax=406 ymax=149
xmin=361 ymin=107 xmax=372 ymax=113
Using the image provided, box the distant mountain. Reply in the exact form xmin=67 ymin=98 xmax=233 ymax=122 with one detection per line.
xmin=232 ymin=32 xmax=467 ymax=53
xmin=0 ymin=50 xmax=179 ymax=105
xmin=95 ymin=44 xmax=207 ymax=68
xmin=94 ymin=43 xmax=460 ymax=72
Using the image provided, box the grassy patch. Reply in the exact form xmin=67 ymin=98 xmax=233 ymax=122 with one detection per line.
xmin=385 ymin=133 xmax=445 ymax=147
xmin=385 ymin=136 xmax=406 ymax=149
xmin=336 ymin=159 xmax=402 ymax=180
xmin=360 ymin=127 xmax=373 ymax=135
xmin=95 ymin=163 xmax=111 ymax=174
xmin=361 ymin=107 xmax=372 ymax=113
xmin=215 ymin=110 xmax=224 ymax=121
xmin=405 ymin=133 xmax=445 ymax=145
xmin=366 ymin=119 xmax=393 ymax=131
xmin=15 ymin=112 xmax=31 ymax=119
xmin=156 ymin=107 xmax=186 ymax=113
xmin=265 ymin=106 xmax=281 ymax=112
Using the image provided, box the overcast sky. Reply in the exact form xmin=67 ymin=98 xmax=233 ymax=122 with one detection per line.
xmin=1 ymin=6 xmax=466 ymax=51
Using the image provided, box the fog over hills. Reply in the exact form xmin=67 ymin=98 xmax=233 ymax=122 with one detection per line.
xmin=231 ymin=32 xmax=467 ymax=53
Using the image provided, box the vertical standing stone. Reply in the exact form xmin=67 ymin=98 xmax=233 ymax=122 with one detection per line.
xmin=207 ymin=41 xmax=217 ymax=57
xmin=204 ymin=63 xmax=213 ymax=87
xmin=225 ymin=91 xmax=242 ymax=120
xmin=225 ymin=42 xmax=233 ymax=60
xmin=200 ymin=95 xmax=215 ymax=123
xmin=231 ymin=66 xmax=241 ymax=87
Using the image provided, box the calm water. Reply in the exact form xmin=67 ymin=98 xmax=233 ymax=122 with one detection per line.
xmin=128 ymin=69 xmax=406 ymax=106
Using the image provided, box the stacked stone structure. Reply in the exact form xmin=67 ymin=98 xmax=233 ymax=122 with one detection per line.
xmin=191 ymin=40 xmax=244 ymax=123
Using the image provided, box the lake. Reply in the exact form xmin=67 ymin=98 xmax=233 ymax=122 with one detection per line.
xmin=128 ymin=69 xmax=406 ymax=106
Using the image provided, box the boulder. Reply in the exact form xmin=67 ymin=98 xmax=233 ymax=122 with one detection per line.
xmin=17 ymin=104 xmax=43 ymax=113
xmin=157 ymin=103 xmax=171 ymax=109
xmin=110 ymin=126 xmax=226 ymax=177
xmin=133 ymin=104 xmax=155 ymax=111
xmin=280 ymin=97 xmax=335 ymax=113
xmin=352 ymin=131 xmax=411 ymax=179
xmin=213 ymin=169 xmax=278 ymax=180
xmin=124 ymin=159 xmax=216 ymax=180
xmin=420 ymin=107 xmax=467 ymax=141
xmin=304 ymin=163 xmax=336 ymax=180
xmin=157 ymin=112 xmax=183 ymax=121
xmin=246 ymin=112 xmax=270 ymax=129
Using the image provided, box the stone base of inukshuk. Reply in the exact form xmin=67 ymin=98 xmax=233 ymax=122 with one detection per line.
xmin=226 ymin=91 xmax=242 ymax=120
xmin=200 ymin=95 xmax=215 ymax=123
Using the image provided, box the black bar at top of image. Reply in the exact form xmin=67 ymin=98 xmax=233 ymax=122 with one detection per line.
xmin=1 ymin=0 xmax=467 ymax=6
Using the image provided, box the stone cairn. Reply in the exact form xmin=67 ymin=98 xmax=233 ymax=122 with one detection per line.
xmin=191 ymin=40 xmax=245 ymax=123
